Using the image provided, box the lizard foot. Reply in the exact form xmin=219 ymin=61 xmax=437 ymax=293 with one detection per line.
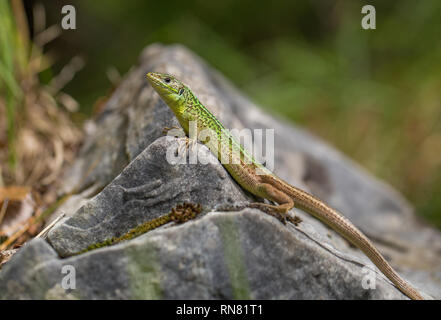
xmin=286 ymin=215 xmax=302 ymax=226
xmin=177 ymin=137 xmax=197 ymax=156
xmin=247 ymin=202 xmax=287 ymax=224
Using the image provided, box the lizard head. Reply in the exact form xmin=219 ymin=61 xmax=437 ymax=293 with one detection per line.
xmin=147 ymin=72 xmax=197 ymax=133
xmin=146 ymin=72 xmax=187 ymax=107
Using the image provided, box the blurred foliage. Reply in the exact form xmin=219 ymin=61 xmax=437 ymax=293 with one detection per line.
xmin=0 ymin=1 xmax=83 ymax=249
xmin=0 ymin=0 xmax=82 ymax=187
xmin=0 ymin=0 xmax=27 ymax=167
xmin=29 ymin=0 xmax=441 ymax=227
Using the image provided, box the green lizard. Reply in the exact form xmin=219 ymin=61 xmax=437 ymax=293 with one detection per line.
xmin=146 ymin=72 xmax=424 ymax=300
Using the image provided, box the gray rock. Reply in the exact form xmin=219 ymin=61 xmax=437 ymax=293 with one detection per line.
xmin=47 ymin=136 xmax=250 ymax=257
xmin=1 ymin=43 xmax=439 ymax=299
xmin=0 ymin=210 xmax=406 ymax=299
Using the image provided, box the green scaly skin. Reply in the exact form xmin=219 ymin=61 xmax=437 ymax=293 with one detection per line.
xmin=146 ymin=72 xmax=423 ymax=300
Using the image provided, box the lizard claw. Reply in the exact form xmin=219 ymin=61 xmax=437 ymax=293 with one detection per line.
xmin=177 ymin=137 xmax=197 ymax=156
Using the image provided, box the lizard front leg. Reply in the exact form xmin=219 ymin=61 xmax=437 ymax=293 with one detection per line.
xmin=176 ymin=136 xmax=197 ymax=156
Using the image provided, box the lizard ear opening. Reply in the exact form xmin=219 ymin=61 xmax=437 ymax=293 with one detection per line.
xmin=178 ymin=88 xmax=184 ymax=95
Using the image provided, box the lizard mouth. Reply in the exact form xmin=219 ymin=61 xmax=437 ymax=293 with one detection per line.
xmin=146 ymin=72 xmax=164 ymax=88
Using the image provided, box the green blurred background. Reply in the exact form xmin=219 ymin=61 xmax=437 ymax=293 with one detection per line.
xmin=30 ymin=0 xmax=441 ymax=227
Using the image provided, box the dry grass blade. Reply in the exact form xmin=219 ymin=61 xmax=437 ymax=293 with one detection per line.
xmin=0 ymin=192 xmax=70 ymax=251
xmin=35 ymin=212 xmax=65 ymax=239
xmin=0 ymin=208 xmax=41 ymax=251
xmin=0 ymin=186 xmax=30 ymax=201
xmin=0 ymin=248 xmax=18 ymax=268
xmin=49 ymin=55 xmax=85 ymax=94
xmin=0 ymin=198 xmax=9 ymax=226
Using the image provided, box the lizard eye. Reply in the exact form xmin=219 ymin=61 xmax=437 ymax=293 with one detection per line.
xmin=164 ymin=77 xmax=171 ymax=84
xmin=178 ymin=88 xmax=184 ymax=95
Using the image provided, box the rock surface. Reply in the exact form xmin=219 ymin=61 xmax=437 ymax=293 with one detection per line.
xmin=1 ymin=211 xmax=406 ymax=299
xmin=0 ymin=43 xmax=440 ymax=299
xmin=48 ymin=137 xmax=250 ymax=257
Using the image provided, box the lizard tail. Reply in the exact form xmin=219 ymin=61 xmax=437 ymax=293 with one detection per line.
xmin=280 ymin=182 xmax=424 ymax=300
